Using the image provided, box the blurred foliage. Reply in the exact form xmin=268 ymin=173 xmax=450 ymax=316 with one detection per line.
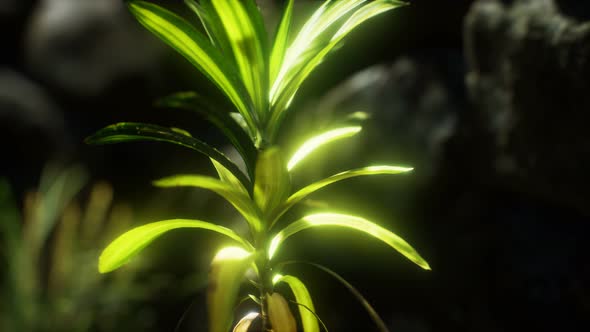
xmin=0 ymin=165 xmax=159 ymax=332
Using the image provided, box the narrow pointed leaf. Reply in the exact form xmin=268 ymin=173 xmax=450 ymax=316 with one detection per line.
xmin=153 ymin=174 xmax=261 ymax=232
xmin=273 ymin=274 xmax=320 ymax=332
xmin=233 ymin=312 xmax=259 ymax=332
xmin=287 ymin=126 xmax=362 ymax=171
xmin=85 ymin=122 xmax=251 ymax=189
xmin=269 ymin=213 xmax=430 ymax=270
xmin=210 ymin=158 xmax=249 ymax=195
xmin=208 ymin=246 xmax=255 ymax=332
xmin=210 ymin=0 xmax=267 ymax=118
xmin=254 ymin=147 xmax=291 ymax=219
xmin=267 ymin=292 xmax=297 ymax=332
xmin=272 ymin=166 xmax=412 ymax=226
xmin=99 ymin=219 xmax=252 ymax=273
xmin=127 ymin=1 xmax=257 ymax=134
xmin=269 ymin=0 xmax=294 ymax=86
xmin=284 ymin=261 xmax=390 ymax=332
xmin=156 ymin=91 xmax=257 ymax=169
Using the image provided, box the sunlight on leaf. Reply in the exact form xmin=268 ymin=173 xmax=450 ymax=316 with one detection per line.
xmin=273 ymin=274 xmax=320 ymax=332
xmin=233 ymin=312 xmax=259 ymax=332
xmin=254 ymin=147 xmax=291 ymax=219
xmin=287 ymin=126 xmax=362 ymax=171
xmin=209 ymin=246 xmax=255 ymax=332
xmin=153 ymin=174 xmax=261 ymax=232
xmin=269 ymin=0 xmax=294 ymax=87
xmin=99 ymin=219 xmax=252 ymax=273
xmin=269 ymin=213 xmax=430 ymax=270
xmin=272 ymin=165 xmax=413 ymax=226
xmin=127 ymin=1 xmax=257 ymax=136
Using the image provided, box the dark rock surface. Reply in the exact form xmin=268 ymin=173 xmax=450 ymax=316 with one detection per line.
xmin=465 ymin=0 xmax=590 ymax=214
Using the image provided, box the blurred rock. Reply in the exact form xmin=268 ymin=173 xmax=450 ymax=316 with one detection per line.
xmin=465 ymin=0 xmax=590 ymax=213
xmin=24 ymin=0 xmax=163 ymax=96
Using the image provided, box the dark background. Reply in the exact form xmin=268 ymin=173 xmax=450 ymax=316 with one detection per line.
xmin=1 ymin=0 xmax=590 ymax=331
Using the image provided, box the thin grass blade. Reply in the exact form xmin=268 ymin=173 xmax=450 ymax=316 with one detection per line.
xmin=99 ymin=219 xmax=252 ymax=273
xmin=273 ymin=274 xmax=320 ymax=332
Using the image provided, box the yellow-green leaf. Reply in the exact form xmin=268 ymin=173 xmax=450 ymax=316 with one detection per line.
xmin=153 ymin=174 xmax=261 ymax=232
xmin=127 ymin=1 xmax=257 ymax=135
xmin=208 ymin=246 xmax=255 ymax=332
xmin=254 ymin=147 xmax=291 ymax=220
xmin=269 ymin=213 xmax=430 ymax=270
xmin=272 ymin=166 xmax=412 ymax=226
xmin=269 ymin=0 xmax=294 ymax=87
xmin=287 ymin=126 xmax=362 ymax=171
xmin=99 ymin=219 xmax=252 ymax=273
xmin=273 ymin=274 xmax=320 ymax=332
xmin=210 ymin=0 xmax=267 ymax=118
xmin=267 ymin=292 xmax=297 ymax=332
xmin=233 ymin=312 xmax=259 ymax=332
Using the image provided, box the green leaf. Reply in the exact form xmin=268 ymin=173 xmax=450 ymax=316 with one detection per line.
xmin=282 ymin=261 xmax=390 ymax=332
xmin=287 ymin=126 xmax=362 ymax=171
xmin=153 ymin=174 xmax=262 ymax=232
xmin=254 ymin=147 xmax=291 ymax=220
xmin=99 ymin=219 xmax=252 ymax=273
xmin=273 ymin=274 xmax=320 ymax=332
xmin=267 ymin=292 xmax=297 ymax=332
xmin=269 ymin=0 xmax=294 ymax=87
xmin=267 ymin=0 xmax=406 ymax=140
xmin=208 ymin=246 xmax=255 ymax=332
xmin=85 ymin=122 xmax=251 ymax=190
xmin=209 ymin=0 xmax=267 ymax=120
xmin=209 ymin=158 xmax=249 ymax=195
xmin=272 ymin=166 xmax=413 ymax=226
xmin=233 ymin=312 xmax=259 ymax=332
xmin=156 ymin=91 xmax=257 ymax=170
xmin=127 ymin=1 xmax=257 ymax=135
xmin=269 ymin=213 xmax=430 ymax=270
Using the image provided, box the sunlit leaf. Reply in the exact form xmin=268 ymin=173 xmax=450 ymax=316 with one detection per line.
xmin=267 ymin=0 xmax=406 ymax=140
xmin=210 ymin=158 xmax=249 ymax=195
xmin=267 ymin=292 xmax=297 ymax=332
xmin=233 ymin=312 xmax=259 ymax=332
xmin=153 ymin=174 xmax=262 ymax=232
xmin=127 ymin=1 xmax=257 ymax=135
xmin=269 ymin=213 xmax=430 ymax=270
xmin=269 ymin=0 xmax=294 ymax=87
xmin=99 ymin=219 xmax=252 ymax=273
xmin=273 ymin=274 xmax=320 ymax=332
xmin=254 ymin=147 xmax=291 ymax=219
xmin=282 ymin=261 xmax=390 ymax=332
xmin=85 ymin=122 xmax=251 ymax=189
xmin=287 ymin=126 xmax=362 ymax=171
xmin=272 ymin=166 xmax=413 ymax=226
xmin=208 ymin=246 xmax=255 ymax=332
xmin=210 ymin=0 xmax=267 ymax=120
xmin=156 ymin=91 xmax=257 ymax=169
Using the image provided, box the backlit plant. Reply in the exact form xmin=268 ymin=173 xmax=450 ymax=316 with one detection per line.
xmin=87 ymin=0 xmax=430 ymax=331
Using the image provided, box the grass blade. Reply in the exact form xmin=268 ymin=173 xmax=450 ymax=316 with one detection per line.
xmin=127 ymin=0 xmax=257 ymax=134
xmin=208 ymin=246 xmax=255 ymax=332
xmin=153 ymin=174 xmax=262 ymax=232
xmin=269 ymin=213 xmax=430 ymax=270
xmin=99 ymin=219 xmax=253 ymax=273
xmin=283 ymin=261 xmax=390 ymax=332
xmin=273 ymin=274 xmax=320 ymax=332
xmin=85 ymin=122 xmax=251 ymax=190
